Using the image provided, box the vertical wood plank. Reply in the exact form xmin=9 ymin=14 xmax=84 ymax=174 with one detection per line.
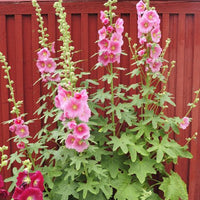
xmin=0 ymin=14 xmax=12 ymax=185
xmin=174 ymin=13 xmax=188 ymax=183
xmin=189 ymin=13 xmax=200 ymax=200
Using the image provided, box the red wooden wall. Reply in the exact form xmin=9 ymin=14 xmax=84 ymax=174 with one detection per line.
xmin=0 ymin=0 xmax=200 ymax=199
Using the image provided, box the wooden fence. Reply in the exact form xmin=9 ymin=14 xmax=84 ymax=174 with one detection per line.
xmin=0 ymin=0 xmax=200 ymax=199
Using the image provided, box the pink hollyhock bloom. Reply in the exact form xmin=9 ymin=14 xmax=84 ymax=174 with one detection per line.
xmin=18 ymin=187 xmax=43 ymax=200
xmin=98 ymin=26 xmax=107 ymax=40
xmin=98 ymin=51 xmax=110 ymax=66
xmin=100 ymin=11 xmax=106 ymax=23
xmin=146 ymin=58 xmax=153 ymax=64
xmin=12 ymin=187 xmax=23 ymax=199
xmin=51 ymin=42 xmax=55 ymax=53
xmin=138 ymin=30 xmax=143 ymax=39
xmin=64 ymin=97 xmax=83 ymax=119
xmin=54 ymin=96 xmax=61 ymax=108
xmin=79 ymin=104 xmax=91 ymax=123
xmin=30 ymin=171 xmax=44 ymax=192
xmin=149 ymin=61 xmax=162 ymax=73
xmin=109 ymin=53 xmax=120 ymax=64
xmin=115 ymin=18 xmax=124 ymax=34
xmin=17 ymin=141 xmax=25 ymax=150
xmin=67 ymin=120 xmax=77 ymax=130
xmin=56 ymin=87 xmax=72 ymax=110
xmin=150 ymin=44 xmax=162 ymax=59
xmin=16 ymin=171 xmax=30 ymax=187
xmin=36 ymin=60 xmax=46 ymax=73
xmin=111 ymin=32 xmax=123 ymax=45
xmin=136 ymin=0 xmax=146 ymax=14
xmin=103 ymin=18 xmax=109 ymax=25
xmin=107 ymin=25 xmax=114 ymax=33
xmin=80 ymin=89 xmax=88 ymax=102
xmin=15 ymin=125 xmax=29 ymax=138
xmin=151 ymin=27 xmax=161 ymax=43
xmin=65 ymin=134 xmax=76 ymax=149
xmin=138 ymin=49 xmax=146 ymax=56
xmin=44 ymin=58 xmax=56 ymax=73
xmin=139 ymin=37 xmax=147 ymax=45
xmin=143 ymin=10 xmax=159 ymax=23
xmin=109 ymin=41 xmax=121 ymax=54
xmin=37 ymin=47 xmax=50 ymax=61
xmin=0 ymin=188 xmax=9 ymax=199
xmin=73 ymin=139 xmax=88 ymax=153
xmin=180 ymin=117 xmax=190 ymax=129
xmin=14 ymin=117 xmax=24 ymax=125
xmin=74 ymin=123 xmax=90 ymax=139
xmin=138 ymin=17 xmax=153 ymax=34
xmin=98 ymin=39 xmax=110 ymax=51
xmin=9 ymin=124 xmax=16 ymax=132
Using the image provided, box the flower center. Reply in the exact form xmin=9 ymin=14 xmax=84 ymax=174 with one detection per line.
xmin=111 ymin=45 xmax=115 ymax=50
xmin=20 ymin=128 xmax=25 ymax=133
xmin=47 ymin=63 xmax=52 ymax=68
xmin=27 ymin=196 xmax=33 ymax=200
xmin=144 ymin=22 xmax=149 ymax=28
xmin=72 ymin=104 xmax=78 ymax=110
xmin=78 ymin=127 xmax=83 ymax=132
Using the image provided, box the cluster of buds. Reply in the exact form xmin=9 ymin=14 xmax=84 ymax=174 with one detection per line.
xmin=136 ymin=0 xmax=163 ymax=73
xmin=55 ymin=85 xmax=91 ymax=152
xmin=36 ymin=46 xmax=60 ymax=82
xmin=98 ymin=0 xmax=124 ymax=66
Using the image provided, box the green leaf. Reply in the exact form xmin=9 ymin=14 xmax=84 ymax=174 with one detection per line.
xmin=127 ymin=68 xmax=140 ymax=78
xmin=108 ymin=134 xmax=132 ymax=154
xmin=159 ymin=172 xmax=188 ymax=200
xmin=112 ymin=172 xmax=141 ymax=200
xmin=128 ymin=157 xmax=156 ymax=184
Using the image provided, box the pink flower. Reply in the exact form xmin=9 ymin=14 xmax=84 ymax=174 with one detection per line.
xmin=98 ymin=51 xmax=110 ymax=66
xmin=12 ymin=187 xmax=23 ymax=199
xmin=0 ymin=188 xmax=9 ymax=199
xmin=143 ymin=10 xmax=159 ymax=23
xmin=65 ymin=134 xmax=76 ymax=149
xmin=64 ymin=97 xmax=83 ymax=119
xmin=103 ymin=18 xmax=109 ymax=25
xmin=51 ymin=42 xmax=55 ymax=53
xmin=36 ymin=60 xmax=46 ymax=73
xmin=18 ymin=187 xmax=43 ymax=200
xmin=136 ymin=0 xmax=146 ymax=14
xmin=151 ymin=27 xmax=161 ymax=43
xmin=149 ymin=61 xmax=162 ymax=73
xmin=138 ymin=17 xmax=153 ymax=34
xmin=80 ymin=89 xmax=88 ymax=102
xmin=107 ymin=25 xmax=114 ymax=33
xmin=139 ymin=37 xmax=147 ymax=45
xmin=37 ymin=47 xmax=50 ymax=61
xmin=15 ymin=125 xmax=29 ymax=138
xmin=100 ymin=11 xmax=106 ymax=23
xmin=44 ymin=58 xmax=56 ymax=73
xmin=78 ymin=104 xmax=91 ymax=122
xmin=59 ymin=113 xmax=65 ymax=121
xmin=17 ymin=141 xmax=25 ymax=150
xmin=67 ymin=121 xmax=77 ymax=130
xmin=150 ymin=44 xmax=162 ymax=59
xmin=115 ymin=18 xmax=124 ymax=34
xmin=111 ymin=32 xmax=123 ymax=45
xmin=98 ymin=26 xmax=107 ymax=40
xmin=109 ymin=53 xmax=120 ymax=64
xmin=14 ymin=117 xmax=24 ymax=125
xmin=9 ymin=124 xmax=16 ymax=132
xmin=73 ymin=139 xmax=88 ymax=153
xmin=98 ymin=39 xmax=110 ymax=51
xmin=16 ymin=171 xmax=30 ymax=187
xmin=138 ymin=49 xmax=146 ymax=56
xmin=109 ymin=41 xmax=121 ymax=54
xmin=180 ymin=117 xmax=190 ymax=129
xmin=30 ymin=171 xmax=44 ymax=192
xmin=73 ymin=123 xmax=90 ymax=139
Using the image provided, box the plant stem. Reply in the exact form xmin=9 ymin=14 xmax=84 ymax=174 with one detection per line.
xmin=110 ymin=63 xmax=116 ymax=136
